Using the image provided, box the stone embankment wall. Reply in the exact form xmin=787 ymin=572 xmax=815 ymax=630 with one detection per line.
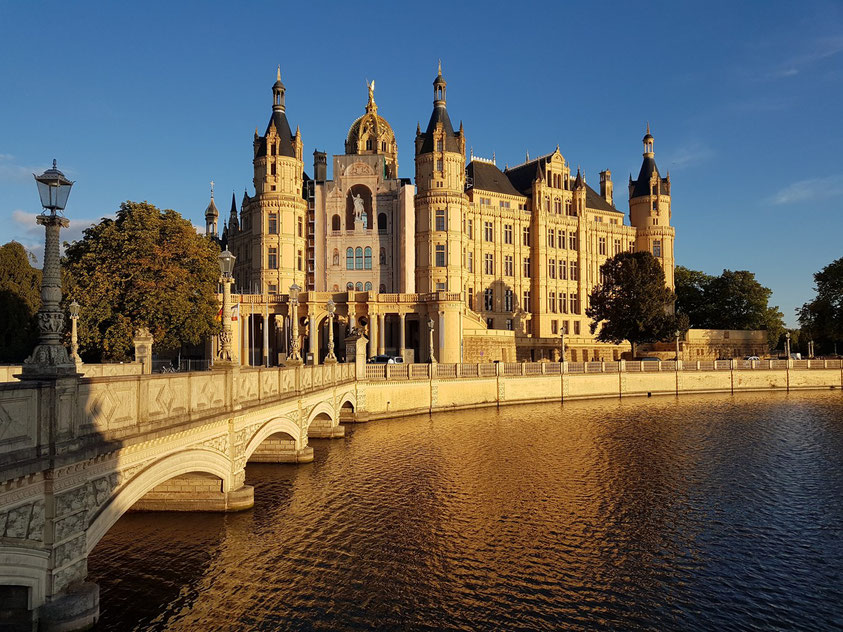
xmin=360 ymin=360 xmax=843 ymax=420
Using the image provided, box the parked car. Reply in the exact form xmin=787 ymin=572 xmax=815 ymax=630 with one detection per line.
xmin=368 ymin=355 xmax=395 ymax=364
xmin=391 ymin=356 xmax=405 ymax=364
xmin=744 ymin=356 xmax=760 ymax=361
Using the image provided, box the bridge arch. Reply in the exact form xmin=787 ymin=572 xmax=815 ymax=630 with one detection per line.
xmin=242 ymin=416 xmax=303 ymax=463
xmin=86 ymin=448 xmax=232 ymax=554
xmin=306 ymin=401 xmax=336 ymax=430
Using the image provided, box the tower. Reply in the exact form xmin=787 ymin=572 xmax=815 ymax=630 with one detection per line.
xmin=628 ymin=124 xmax=675 ymax=288
xmin=232 ymin=67 xmax=307 ymax=294
xmin=414 ymin=62 xmax=467 ymax=294
xmin=345 ymin=80 xmax=398 ymax=178
xmin=204 ymin=182 xmax=218 ymax=237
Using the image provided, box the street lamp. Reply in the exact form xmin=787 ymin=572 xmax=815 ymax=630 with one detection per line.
xmin=21 ymin=160 xmax=76 ymax=378
xmin=785 ymin=331 xmax=791 ymax=360
xmin=288 ymin=283 xmax=302 ymax=364
xmin=560 ymin=329 xmax=566 ymax=363
xmin=674 ymin=330 xmax=681 ymax=362
xmin=324 ymin=299 xmax=337 ymax=364
xmin=69 ymin=300 xmax=82 ymax=363
xmin=214 ymin=249 xmax=236 ymax=368
xmin=428 ymin=316 xmax=437 ymax=363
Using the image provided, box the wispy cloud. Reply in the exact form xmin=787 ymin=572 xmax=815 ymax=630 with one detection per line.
xmin=769 ymin=174 xmax=843 ymax=205
xmin=0 ymin=154 xmax=43 ymax=182
xmin=664 ymin=141 xmax=714 ymax=170
xmin=769 ymin=34 xmax=843 ymax=78
xmin=10 ymin=209 xmax=105 ymax=265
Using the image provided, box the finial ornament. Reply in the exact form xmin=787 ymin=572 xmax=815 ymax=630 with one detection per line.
xmin=438 ymin=59 xmax=442 ymax=75
xmin=277 ymin=65 xmax=281 ymax=81
xmin=646 ymin=121 xmax=650 ymax=135
xmin=210 ymin=180 xmax=215 ymax=198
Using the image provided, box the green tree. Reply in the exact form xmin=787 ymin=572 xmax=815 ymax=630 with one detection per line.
xmin=586 ymin=251 xmax=686 ymax=358
xmin=0 ymin=241 xmax=42 ymax=362
xmin=675 ymin=266 xmax=785 ymax=350
xmin=63 ymin=201 xmax=221 ymax=361
xmin=798 ymin=256 xmax=843 ymax=354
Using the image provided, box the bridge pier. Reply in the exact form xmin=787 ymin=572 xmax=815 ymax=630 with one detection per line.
xmin=130 ymin=474 xmax=254 ymax=512
xmin=307 ymin=412 xmax=346 ymax=439
xmin=248 ymin=434 xmax=314 ymax=463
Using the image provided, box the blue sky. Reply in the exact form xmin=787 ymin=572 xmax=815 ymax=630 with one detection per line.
xmin=1 ymin=1 xmax=841 ymax=326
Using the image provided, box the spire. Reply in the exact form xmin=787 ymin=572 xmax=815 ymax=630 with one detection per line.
xmin=366 ymin=79 xmax=377 ymax=114
xmin=416 ymin=122 xmax=421 ymax=135
xmin=574 ymin=167 xmax=585 ymax=190
xmin=643 ymin=123 xmax=654 ymax=156
xmin=433 ymin=61 xmax=447 ymax=106
xmin=272 ymin=66 xmax=286 ymax=113
xmin=230 ymin=192 xmax=237 ymax=216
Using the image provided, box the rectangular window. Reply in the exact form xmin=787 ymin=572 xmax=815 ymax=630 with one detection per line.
xmin=599 ymin=236 xmax=606 ymax=255
xmin=484 ymin=221 xmax=494 ymax=242
xmin=504 ymin=255 xmax=513 ymax=276
xmin=570 ymin=295 xmax=580 ymax=314
xmin=570 ymin=260 xmax=578 ymax=281
xmin=549 ymin=291 xmax=556 ymax=312
xmin=569 ymin=231 xmax=578 ymax=250
xmin=506 ymin=318 xmax=513 ymax=331
xmin=484 ymin=253 xmax=494 ymax=275
xmin=522 ymin=290 xmax=531 ymax=312
xmin=484 ymin=288 xmax=494 ymax=311
xmin=297 ymin=250 xmax=303 ymax=271
xmin=467 ymin=251 xmax=473 ymax=272
xmin=437 ymin=139 xmax=443 ymax=152
xmin=551 ymin=320 xmax=558 ymax=334
xmin=547 ymin=229 xmax=554 ymax=248
xmin=267 ymin=247 xmax=278 ymax=269
xmin=435 ymin=244 xmax=446 ymax=267
xmin=268 ymin=284 xmax=277 ymax=294
xmin=574 ymin=321 xmax=581 ymax=335
xmin=653 ymin=240 xmax=662 ymax=257
xmin=486 ymin=317 xmax=495 ymax=328
xmin=563 ymin=320 xmax=569 ymax=334
xmin=437 ymin=159 xmax=444 ymax=172
xmin=522 ymin=226 xmax=530 ymax=246
xmin=504 ymin=289 xmax=513 ymax=311
xmin=468 ymin=290 xmax=474 ymax=310
xmin=268 ymin=213 xmax=278 ymax=235
xmin=523 ymin=257 xmax=531 ymax=277
xmin=559 ymin=230 xmax=566 ymax=249
xmin=467 ymin=219 xmax=473 ymax=238
xmin=435 ymin=209 xmax=447 ymax=231
xmin=560 ymin=259 xmax=567 ymax=280
xmin=297 ymin=217 xmax=303 ymax=237
xmin=436 ymin=282 xmax=446 ymax=291
xmin=614 ymin=238 xmax=621 ymax=253
xmin=549 ymin=258 xmax=556 ymax=279
xmin=561 ymin=292 xmax=568 ymax=313
xmin=504 ymin=224 xmax=513 ymax=244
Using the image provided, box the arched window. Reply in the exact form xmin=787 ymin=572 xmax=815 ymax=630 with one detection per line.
xmin=355 ymin=247 xmax=363 ymax=270
xmin=346 ymin=248 xmax=354 ymax=270
xmin=346 ymin=282 xmax=354 ymax=291
xmin=332 ymin=249 xmax=339 ymax=266
xmin=364 ymin=247 xmax=372 ymax=270
xmin=356 ymin=282 xmax=363 ymax=291
xmin=379 ymin=247 xmax=386 ymax=264
xmin=332 ymin=214 xmax=341 ymax=231
xmin=378 ymin=213 xmax=387 ymax=233
xmin=366 ymin=139 xmax=372 ymax=150
xmin=365 ymin=281 xmax=372 ymax=291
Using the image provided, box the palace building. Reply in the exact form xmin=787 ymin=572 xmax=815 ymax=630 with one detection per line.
xmin=212 ymin=65 xmax=675 ymax=365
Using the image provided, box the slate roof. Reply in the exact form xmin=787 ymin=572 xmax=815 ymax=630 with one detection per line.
xmin=466 ymin=161 xmax=524 ymax=197
xmin=418 ymin=105 xmax=461 ymax=153
xmin=585 ymin=185 xmax=622 ymax=214
xmin=630 ymin=155 xmax=669 ymax=198
xmin=256 ymin=110 xmax=296 ymax=158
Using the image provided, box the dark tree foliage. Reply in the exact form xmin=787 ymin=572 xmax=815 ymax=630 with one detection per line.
xmin=586 ymin=251 xmax=686 ymax=357
xmin=798 ymin=256 xmax=843 ymax=354
xmin=675 ymin=265 xmax=784 ymax=349
xmin=0 ymin=241 xmax=42 ymax=361
xmin=63 ymin=201 xmax=221 ymax=361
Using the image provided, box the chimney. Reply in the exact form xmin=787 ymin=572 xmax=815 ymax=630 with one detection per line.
xmin=599 ymin=170 xmax=613 ymax=206
xmin=313 ymin=150 xmax=327 ymax=182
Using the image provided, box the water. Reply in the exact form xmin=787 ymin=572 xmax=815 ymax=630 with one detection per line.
xmin=88 ymin=392 xmax=843 ymax=631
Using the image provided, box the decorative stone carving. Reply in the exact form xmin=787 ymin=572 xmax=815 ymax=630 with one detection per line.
xmin=55 ymin=511 xmax=86 ymax=542
xmin=55 ymin=534 xmax=86 ymax=568
xmin=202 ymin=434 xmax=229 ymax=454
xmin=346 ymin=162 xmax=375 ymax=176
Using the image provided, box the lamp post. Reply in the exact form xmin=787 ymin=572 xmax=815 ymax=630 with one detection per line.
xmin=214 ymin=249 xmax=236 ymax=368
xmin=324 ymin=299 xmax=337 ymax=363
xmin=428 ymin=316 xmax=437 ymax=363
xmin=785 ymin=331 xmax=791 ymax=360
xmin=22 ymin=160 xmax=76 ymax=378
xmin=674 ymin=330 xmax=681 ymax=362
xmin=69 ymin=300 xmax=82 ymax=363
xmin=288 ymin=283 xmax=302 ymax=365
xmin=560 ymin=330 xmax=566 ymax=363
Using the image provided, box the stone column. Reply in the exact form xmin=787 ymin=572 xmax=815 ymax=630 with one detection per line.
xmin=368 ymin=312 xmax=378 ymax=358
xmin=399 ymin=312 xmax=406 ymax=359
xmin=308 ymin=312 xmax=318 ymax=365
xmin=348 ymin=304 xmax=357 ymax=331
xmin=378 ymin=313 xmax=386 ymax=355
xmin=133 ymin=328 xmax=154 ymax=374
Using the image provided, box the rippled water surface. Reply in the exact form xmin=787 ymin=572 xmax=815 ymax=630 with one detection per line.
xmin=88 ymin=392 xmax=843 ymax=631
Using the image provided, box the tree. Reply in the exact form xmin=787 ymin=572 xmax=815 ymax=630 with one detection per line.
xmin=675 ymin=266 xmax=785 ymax=350
xmin=63 ymin=201 xmax=221 ymax=361
xmin=0 ymin=241 xmax=42 ymax=362
xmin=586 ymin=251 xmax=686 ymax=358
xmin=798 ymin=256 xmax=843 ymax=354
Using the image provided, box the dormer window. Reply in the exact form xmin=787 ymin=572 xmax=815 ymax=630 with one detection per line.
xmin=437 ymin=139 xmax=443 ymax=152
xmin=366 ymin=139 xmax=373 ymax=150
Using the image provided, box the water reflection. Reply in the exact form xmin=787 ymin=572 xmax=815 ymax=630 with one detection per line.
xmin=88 ymin=392 xmax=843 ymax=631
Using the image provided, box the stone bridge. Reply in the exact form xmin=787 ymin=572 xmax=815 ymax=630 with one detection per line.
xmin=2 ymin=353 xmax=842 ymax=629
xmin=0 ymin=362 xmax=355 ymax=630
